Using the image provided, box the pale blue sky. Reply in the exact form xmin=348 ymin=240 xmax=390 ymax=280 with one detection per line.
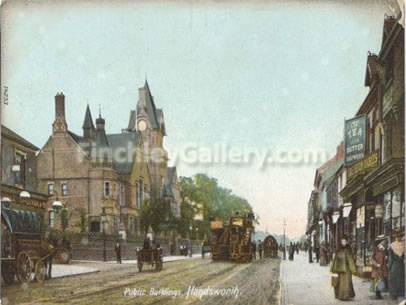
xmin=1 ymin=1 xmax=397 ymax=237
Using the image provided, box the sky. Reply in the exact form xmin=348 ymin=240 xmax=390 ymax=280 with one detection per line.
xmin=1 ymin=0 xmax=400 ymax=238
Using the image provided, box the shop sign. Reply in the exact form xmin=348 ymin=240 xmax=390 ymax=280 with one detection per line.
xmin=373 ymin=176 xmax=399 ymax=197
xmin=347 ymin=152 xmax=378 ymax=180
xmin=5 ymin=193 xmax=45 ymax=209
xmin=344 ymin=115 xmax=366 ymax=167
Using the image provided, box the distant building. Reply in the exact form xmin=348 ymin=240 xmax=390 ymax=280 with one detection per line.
xmin=36 ymin=93 xmax=151 ymax=235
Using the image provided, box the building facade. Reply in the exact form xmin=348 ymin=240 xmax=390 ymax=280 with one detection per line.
xmin=1 ymin=125 xmax=48 ymax=224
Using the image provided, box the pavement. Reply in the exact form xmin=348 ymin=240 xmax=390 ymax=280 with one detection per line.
xmin=280 ymin=251 xmax=404 ymax=305
xmin=55 ymin=253 xmax=204 ymax=278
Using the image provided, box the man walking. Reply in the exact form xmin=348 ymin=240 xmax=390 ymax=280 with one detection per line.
xmin=115 ymin=241 xmax=122 ymax=264
xmin=308 ymin=240 xmax=313 ymax=263
xmin=258 ymin=240 xmax=263 ymax=259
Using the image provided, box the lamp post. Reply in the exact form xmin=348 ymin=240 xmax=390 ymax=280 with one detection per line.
xmin=189 ymin=224 xmax=193 ymax=257
xmin=332 ymin=211 xmax=340 ymax=251
xmin=101 ymin=209 xmax=107 ymax=262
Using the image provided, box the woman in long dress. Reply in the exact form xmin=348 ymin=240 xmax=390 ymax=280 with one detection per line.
xmin=330 ymin=235 xmax=356 ymax=301
xmin=389 ymin=228 xmax=405 ymax=299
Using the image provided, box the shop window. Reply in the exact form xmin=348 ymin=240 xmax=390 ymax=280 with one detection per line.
xmin=49 ymin=210 xmax=54 ymax=228
xmin=104 ymin=182 xmax=110 ymax=197
xmin=61 ymin=183 xmax=68 ymax=197
xmin=48 ymin=183 xmax=54 ymax=196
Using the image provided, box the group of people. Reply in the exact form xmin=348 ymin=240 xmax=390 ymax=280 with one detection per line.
xmin=252 ymin=240 xmax=264 ymax=260
xmin=326 ymin=228 xmax=405 ymax=301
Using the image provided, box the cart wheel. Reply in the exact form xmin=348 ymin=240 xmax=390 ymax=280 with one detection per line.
xmin=35 ymin=260 xmax=46 ymax=283
xmin=2 ymin=271 xmax=15 ymax=285
xmin=17 ymin=251 xmax=33 ymax=283
xmin=137 ymin=260 xmax=143 ymax=272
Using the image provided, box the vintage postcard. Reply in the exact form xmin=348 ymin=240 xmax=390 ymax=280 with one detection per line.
xmin=0 ymin=0 xmax=405 ymax=304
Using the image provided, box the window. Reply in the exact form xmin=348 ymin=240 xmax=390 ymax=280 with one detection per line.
xmin=49 ymin=210 xmax=54 ymax=228
xmin=119 ymin=184 xmax=125 ymax=207
xmin=104 ymin=182 xmax=110 ymax=197
xmin=48 ymin=183 xmax=54 ymax=196
xmin=139 ymin=179 xmax=144 ymax=204
xmin=134 ymin=184 xmax=138 ymax=208
xmin=14 ymin=152 xmax=26 ymax=186
xmin=61 ymin=183 xmax=67 ymax=196
xmin=90 ymin=221 xmax=100 ymax=233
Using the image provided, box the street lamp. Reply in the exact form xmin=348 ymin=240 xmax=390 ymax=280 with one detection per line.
xmin=1 ymin=197 xmax=11 ymax=209
xmin=189 ymin=225 xmax=193 ymax=257
xmin=343 ymin=203 xmax=352 ymax=218
xmin=332 ymin=212 xmax=340 ymax=224
xmin=101 ymin=209 xmax=107 ymax=262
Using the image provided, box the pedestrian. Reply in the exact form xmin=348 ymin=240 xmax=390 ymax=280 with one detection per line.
xmin=388 ymin=228 xmax=405 ymax=300
xmin=330 ymin=235 xmax=356 ymax=301
xmin=296 ymin=242 xmax=299 ymax=255
xmin=252 ymin=241 xmax=257 ymax=260
xmin=370 ymin=238 xmax=388 ymax=300
xmin=115 ymin=241 xmax=122 ymax=264
xmin=314 ymin=243 xmax=320 ymax=263
xmin=319 ymin=241 xmax=329 ymax=266
xmin=288 ymin=242 xmax=295 ymax=261
xmin=258 ymin=240 xmax=263 ymax=259
xmin=308 ymin=241 xmax=313 ymax=263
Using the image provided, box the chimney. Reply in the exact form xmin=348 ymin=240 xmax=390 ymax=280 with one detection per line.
xmin=336 ymin=142 xmax=344 ymax=161
xmin=55 ymin=92 xmax=65 ymax=120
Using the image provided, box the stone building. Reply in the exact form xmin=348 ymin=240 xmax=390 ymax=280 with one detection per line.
xmin=1 ymin=125 xmax=48 ymax=220
xmin=125 ymin=81 xmax=169 ymax=200
xmin=36 ymin=93 xmax=151 ymax=236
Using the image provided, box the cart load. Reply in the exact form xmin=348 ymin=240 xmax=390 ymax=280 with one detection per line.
xmin=1 ymin=208 xmax=55 ymax=285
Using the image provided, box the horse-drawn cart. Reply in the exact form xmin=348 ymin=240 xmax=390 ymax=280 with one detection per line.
xmin=136 ymin=246 xmax=163 ymax=272
xmin=1 ymin=208 xmax=57 ymax=284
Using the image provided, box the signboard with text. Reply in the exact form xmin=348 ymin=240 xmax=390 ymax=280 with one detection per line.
xmin=344 ymin=115 xmax=366 ymax=167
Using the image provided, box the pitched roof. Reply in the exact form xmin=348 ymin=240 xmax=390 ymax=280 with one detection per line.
xmin=320 ymin=159 xmax=343 ymax=187
xmin=106 ymin=132 xmax=139 ymax=174
xmin=1 ymin=125 xmax=39 ymax=151
xmin=143 ymin=80 xmax=160 ymax=130
xmin=82 ymin=104 xmax=96 ymax=130
xmin=127 ymin=110 xmax=136 ymax=131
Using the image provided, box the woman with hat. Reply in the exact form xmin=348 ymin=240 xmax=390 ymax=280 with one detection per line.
xmin=389 ymin=227 xmax=405 ymax=300
xmin=370 ymin=236 xmax=388 ymax=299
xmin=330 ymin=235 xmax=356 ymax=300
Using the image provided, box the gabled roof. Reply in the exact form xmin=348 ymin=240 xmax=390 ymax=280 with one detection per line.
xmin=1 ymin=125 xmax=39 ymax=151
xmin=106 ymin=132 xmax=139 ymax=174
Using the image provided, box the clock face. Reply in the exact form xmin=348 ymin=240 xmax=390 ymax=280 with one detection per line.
xmin=138 ymin=120 xmax=147 ymax=131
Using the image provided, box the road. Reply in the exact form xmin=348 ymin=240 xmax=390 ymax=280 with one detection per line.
xmin=2 ymin=257 xmax=281 ymax=305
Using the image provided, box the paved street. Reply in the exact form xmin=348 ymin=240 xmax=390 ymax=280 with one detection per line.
xmin=3 ymin=257 xmax=280 ymax=305
xmin=281 ymin=252 xmax=401 ymax=305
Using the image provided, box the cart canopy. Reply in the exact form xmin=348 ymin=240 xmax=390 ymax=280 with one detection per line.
xmin=1 ymin=208 xmax=40 ymax=234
